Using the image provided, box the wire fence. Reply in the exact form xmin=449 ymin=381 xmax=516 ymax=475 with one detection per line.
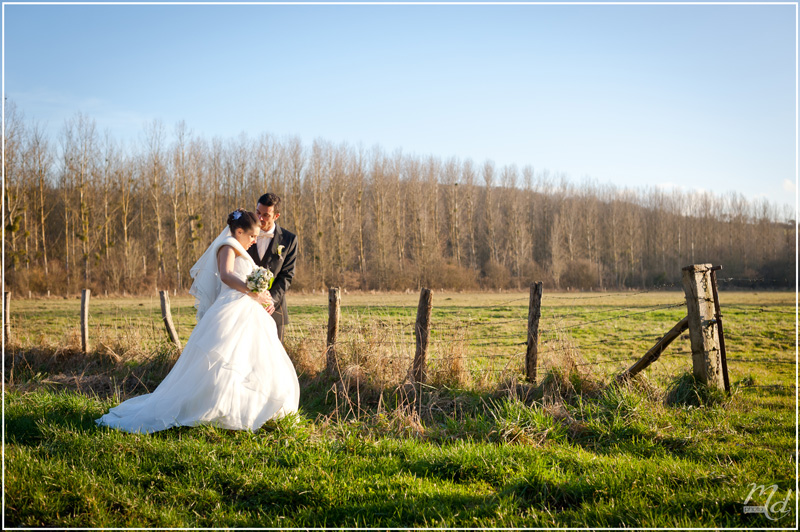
xmin=5 ymin=276 xmax=793 ymax=390
xmin=299 ymin=275 xmax=796 ymax=389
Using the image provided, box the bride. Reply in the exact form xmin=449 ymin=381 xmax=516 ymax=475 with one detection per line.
xmin=96 ymin=209 xmax=300 ymax=433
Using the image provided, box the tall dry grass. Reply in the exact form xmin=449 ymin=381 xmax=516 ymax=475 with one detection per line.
xmin=7 ymin=306 xmax=627 ymax=437
xmin=5 ymin=318 xmax=181 ymax=400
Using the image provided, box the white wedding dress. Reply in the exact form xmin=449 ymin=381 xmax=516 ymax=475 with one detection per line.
xmin=96 ymin=236 xmax=300 ymax=434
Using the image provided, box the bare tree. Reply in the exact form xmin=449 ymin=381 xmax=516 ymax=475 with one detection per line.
xmin=27 ymin=121 xmax=53 ymax=276
xmin=169 ymin=121 xmax=189 ymax=289
xmin=61 ymin=113 xmax=98 ymax=286
xmin=560 ymin=191 xmax=579 ymax=263
xmin=99 ymin=133 xmax=114 ymax=262
xmin=550 ymin=211 xmax=564 ymax=288
xmin=442 ymin=157 xmax=462 ymax=267
xmin=461 ymin=158 xmax=478 ymax=269
xmin=209 ymin=137 xmax=224 ymax=236
xmin=285 ymin=136 xmax=306 ymax=257
xmin=118 ymin=154 xmax=139 ymax=283
xmin=3 ymin=102 xmax=24 ymax=272
xmin=405 ymin=156 xmax=430 ymax=286
xmin=390 ymin=150 xmax=406 ymax=268
xmin=144 ymin=119 xmax=167 ymax=283
xmin=350 ymin=145 xmax=368 ymax=287
xmin=368 ymin=147 xmax=392 ymax=285
xmin=327 ymin=142 xmax=350 ymax=281
xmin=226 ymin=133 xmax=250 ymax=210
xmin=482 ymin=161 xmax=500 ymax=265
xmin=619 ymin=189 xmax=643 ymax=286
xmin=308 ymin=139 xmax=330 ymax=287
xmin=580 ymin=181 xmax=602 ymax=288
xmin=502 ymin=164 xmax=531 ymax=283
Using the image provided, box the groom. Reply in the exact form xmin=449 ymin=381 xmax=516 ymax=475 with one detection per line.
xmin=248 ymin=193 xmax=297 ymax=343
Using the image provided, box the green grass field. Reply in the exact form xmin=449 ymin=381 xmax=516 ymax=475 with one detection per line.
xmin=4 ymin=290 xmax=797 ymax=527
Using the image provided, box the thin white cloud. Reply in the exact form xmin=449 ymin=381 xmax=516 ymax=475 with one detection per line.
xmin=782 ymin=179 xmax=796 ymax=194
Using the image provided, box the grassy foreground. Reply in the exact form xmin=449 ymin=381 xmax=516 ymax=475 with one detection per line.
xmin=4 ymin=290 xmax=797 ymax=527
xmin=5 ymin=381 xmax=796 ymax=528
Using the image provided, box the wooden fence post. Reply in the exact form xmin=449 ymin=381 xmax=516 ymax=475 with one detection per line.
xmin=81 ymin=289 xmax=91 ymax=354
xmin=159 ymin=290 xmax=182 ymax=350
xmin=412 ymin=288 xmax=433 ymax=384
xmin=709 ymin=266 xmax=730 ymax=393
xmin=681 ymin=264 xmax=726 ymax=392
xmin=326 ymin=287 xmax=341 ymax=376
xmin=3 ymin=291 xmax=11 ymax=344
xmin=526 ymin=282 xmax=543 ymax=383
xmin=617 ymin=316 xmax=689 ymax=382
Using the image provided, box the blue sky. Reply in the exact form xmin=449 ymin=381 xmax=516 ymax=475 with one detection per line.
xmin=3 ymin=1 xmax=797 ymax=214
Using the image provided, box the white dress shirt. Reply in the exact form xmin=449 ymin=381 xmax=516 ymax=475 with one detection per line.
xmin=257 ymin=225 xmax=275 ymax=260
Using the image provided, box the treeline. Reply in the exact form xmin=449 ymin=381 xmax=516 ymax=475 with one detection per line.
xmin=3 ymin=103 xmax=795 ymax=295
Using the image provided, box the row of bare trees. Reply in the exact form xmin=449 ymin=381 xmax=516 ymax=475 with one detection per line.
xmin=3 ymin=104 xmax=795 ymax=295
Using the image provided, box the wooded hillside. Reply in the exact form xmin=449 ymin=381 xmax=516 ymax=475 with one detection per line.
xmin=4 ymin=104 xmax=795 ymax=294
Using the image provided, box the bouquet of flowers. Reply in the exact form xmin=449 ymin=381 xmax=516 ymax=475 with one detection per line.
xmin=246 ymin=267 xmax=274 ymax=293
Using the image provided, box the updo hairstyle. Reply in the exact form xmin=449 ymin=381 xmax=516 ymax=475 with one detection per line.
xmin=227 ymin=209 xmax=258 ymax=233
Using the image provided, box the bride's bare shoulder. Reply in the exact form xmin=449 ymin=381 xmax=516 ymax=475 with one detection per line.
xmin=217 ymin=238 xmax=245 ymax=257
xmin=216 ymin=244 xmax=243 ymax=259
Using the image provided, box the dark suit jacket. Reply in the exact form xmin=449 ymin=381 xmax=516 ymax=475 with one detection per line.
xmin=247 ymin=224 xmax=297 ymax=330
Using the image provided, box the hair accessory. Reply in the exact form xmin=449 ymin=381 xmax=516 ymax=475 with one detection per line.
xmin=232 ymin=210 xmax=242 ymax=220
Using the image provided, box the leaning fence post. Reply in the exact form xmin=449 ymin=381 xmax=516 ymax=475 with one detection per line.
xmin=526 ymin=282 xmax=543 ymax=383
xmin=81 ymin=289 xmax=91 ymax=354
xmin=3 ymin=291 xmax=11 ymax=344
xmin=709 ymin=266 xmax=731 ymax=394
xmin=412 ymin=288 xmax=433 ymax=384
xmin=326 ymin=287 xmax=341 ymax=376
xmin=681 ymin=264 xmax=726 ymax=392
xmin=159 ymin=290 xmax=182 ymax=350
xmin=617 ymin=316 xmax=689 ymax=382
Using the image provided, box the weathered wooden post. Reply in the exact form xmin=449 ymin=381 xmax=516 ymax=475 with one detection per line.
xmin=3 ymin=291 xmax=11 ymax=344
xmin=412 ymin=288 xmax=433 ymax=384
xmin=526 ymin=282 xmax=543 ymax=383
xmin=159 ymin=290 xmax=182 ymax=350
xmin=326 ymin=287 xmax=341 ymax=376
xmin=617 ymin=316 xmax=689 ymax=382
xmin=709 ymin=266 xmax=731 ymax=393
xmin=681 ymin=264 xmax=726 ymax=392
xmin=81 ymin=289 xmax=91 ymax=354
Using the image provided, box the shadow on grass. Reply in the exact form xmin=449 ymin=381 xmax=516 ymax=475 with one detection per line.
xmin=5 ymin=351 xmax=746 ymax=468
xmin=217 ymin=480 xmax=324 ymax=514
xmin=300 ymin=367 xmax=713 ymax=461
xmin=5 ymin=343 xmax=180 ymax=400
xmin=289 ymin=493 xmax=503 ymax=528
xmin=502 ymin=474 xmax=596 ymax=512
xmin=4 ymin=391 xmax=101 ymax=446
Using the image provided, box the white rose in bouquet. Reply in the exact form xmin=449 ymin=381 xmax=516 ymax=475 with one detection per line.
xmin=246 ymin=266 xmax=274 ymax=293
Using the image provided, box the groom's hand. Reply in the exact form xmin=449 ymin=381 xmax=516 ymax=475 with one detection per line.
xmin=263 ymin=292 xmax=275 ymax=315
xmin=254 ymin=292 xmax=274 ymax=314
